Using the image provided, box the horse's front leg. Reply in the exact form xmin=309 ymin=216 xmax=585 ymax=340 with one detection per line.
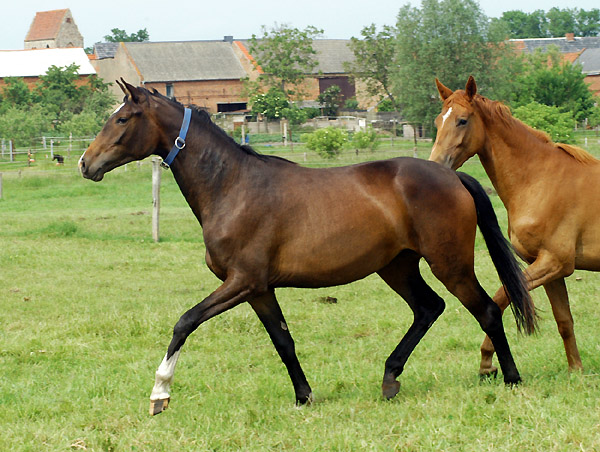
xmin=149 ymin=277 xmax=254 ymax=415
xmin=249 ymin=290 xmax=313 ymax=405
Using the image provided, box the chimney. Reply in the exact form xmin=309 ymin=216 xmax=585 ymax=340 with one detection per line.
xmin=223 ymin=35 xmax=233 ymax=43
xmin=565 ymin=33 xmax=575 ymax=42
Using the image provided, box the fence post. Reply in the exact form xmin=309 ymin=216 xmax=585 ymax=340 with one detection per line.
xmin=9 ymin=140 xmax=13 ymax=162
xmin=0 ymin=173 xmax=3 ymax=200
xmin=152 ymin=157 xmax=161 ymax=242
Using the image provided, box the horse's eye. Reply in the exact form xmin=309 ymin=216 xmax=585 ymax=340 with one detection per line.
xmin=457 ymin=118 xmax=468 ymax=126
xmin=116 ymin=117 xmax=128 ymax=124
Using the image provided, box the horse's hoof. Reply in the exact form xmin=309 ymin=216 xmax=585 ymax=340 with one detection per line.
xmin=479 ymin=366 xmax=498 ymax=380
xmin=149 ymin=398 xmax=169 ymax=416
xmin=296 ymin=392 xmax=314 ymax=406
xmin=504 ymin=376 xmax=522 ymax=387
xmin=382 ymin=380 xmax=400 ymax=400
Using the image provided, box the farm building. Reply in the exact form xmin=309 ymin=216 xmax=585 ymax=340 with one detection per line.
xmin=92 ymin=40 xmax=250 ymax=113
xmin=0 ymin=47 xmax=96 ymax=90
xmin=576 ymin=48 xmax=600 ymax=97
xmin=91 ymin=37 xmax=368 ymax=113
xmin=24 ymin=9 xmax=83 ymax=50
xmin=511 ymin=34 xmax=600 ymax=98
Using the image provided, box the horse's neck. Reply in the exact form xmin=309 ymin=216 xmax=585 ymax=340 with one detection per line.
xmin=169 ymin=131 xmax=249 ymax=224
xmin=479 ymin=122 xmax=547 ymax=211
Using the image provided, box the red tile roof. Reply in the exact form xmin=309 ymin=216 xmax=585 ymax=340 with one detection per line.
xmin=25 ymin=9 xmax=68 ymax=42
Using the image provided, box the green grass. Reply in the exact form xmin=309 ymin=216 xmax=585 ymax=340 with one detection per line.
xmin=1 ymin=141 xmax=600 ymax=451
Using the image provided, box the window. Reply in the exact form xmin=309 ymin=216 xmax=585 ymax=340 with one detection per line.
xmin=166 ymin=84 xmax=174 ymax=99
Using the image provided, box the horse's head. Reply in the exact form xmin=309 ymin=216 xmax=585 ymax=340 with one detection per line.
xmin=429 ymin=76 xmax=486 ymax=170
xmin=80 ymin=79 xmax=177 ymax=181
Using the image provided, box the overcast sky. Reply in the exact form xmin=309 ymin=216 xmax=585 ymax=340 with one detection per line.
xmin=2 ymin=0 xmax=599 ymax=51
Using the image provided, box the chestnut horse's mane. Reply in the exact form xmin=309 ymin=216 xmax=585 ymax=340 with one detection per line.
xmin=471 ymin=94 xmax=597 ymax=165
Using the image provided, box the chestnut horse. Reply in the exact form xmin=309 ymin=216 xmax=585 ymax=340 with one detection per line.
xmin=430 ymin=76 xmax=600 ymax=376
xmin=80 ymin=80 xmax=536 ymax=415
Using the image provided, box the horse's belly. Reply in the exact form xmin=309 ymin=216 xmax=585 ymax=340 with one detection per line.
xmin=575 ymin=229 xmax=600 ymax=271
xmin=273 ymin=233 xmax=402 ymax=288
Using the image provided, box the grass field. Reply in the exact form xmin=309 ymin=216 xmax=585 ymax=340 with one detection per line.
xmin=1 ymin=137 xmax=600 ymax=451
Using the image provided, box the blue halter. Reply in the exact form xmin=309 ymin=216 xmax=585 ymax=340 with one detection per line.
xmin=161 ymin=107 xmax=192 ymax=170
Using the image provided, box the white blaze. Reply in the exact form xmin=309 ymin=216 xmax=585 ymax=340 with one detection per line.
xmin=112 ymin=103 xmax=125 ymax=116
xmin=441 ymin=107 xmax=453 ymax=127
xmin=431 ymin=107 xmax=453 ymax=156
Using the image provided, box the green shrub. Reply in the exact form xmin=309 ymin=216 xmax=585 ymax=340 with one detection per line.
xmin=352 ymin=127 xmax=380 ymax=152
xmin=303 ymin=127 xmax=347 ymax=158
xmin=513 ymin=101 xmax=576 ymax=143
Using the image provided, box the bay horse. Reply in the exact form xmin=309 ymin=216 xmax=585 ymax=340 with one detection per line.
xmin=430 ymin=76 xmax=600 ymax=376
xmin=79 ymin=79 xmax=536 ymax=415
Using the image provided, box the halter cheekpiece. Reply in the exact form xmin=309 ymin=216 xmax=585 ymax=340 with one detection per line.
xmin=161 ymin=107 xmax=192 ymax=169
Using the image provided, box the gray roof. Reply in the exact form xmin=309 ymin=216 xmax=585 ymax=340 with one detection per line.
xmin=124 ymin=41 xmax=248 ymax=82
xmin=511 ymin=36 xmax=600 ymax=54
xmin=238 ymin=38 xmax=354 ymax=75
xmin=576 ymin=48 xmax=600 ymax=74
xmin=93 ymin=42 xmax=119 ymax=59
xmin=311 ymin=40 xmax=355 ymax=74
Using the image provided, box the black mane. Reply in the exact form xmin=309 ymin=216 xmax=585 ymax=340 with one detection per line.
xmin=146 ymin=87 xmax=296 ymax=165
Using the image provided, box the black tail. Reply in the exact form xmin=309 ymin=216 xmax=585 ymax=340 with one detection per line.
xmin=457 ymin=172 xmax=537 ymax=335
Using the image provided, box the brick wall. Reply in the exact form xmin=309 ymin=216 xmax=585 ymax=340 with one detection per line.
xmin=145 ymin=79 xmax=247 ymax=113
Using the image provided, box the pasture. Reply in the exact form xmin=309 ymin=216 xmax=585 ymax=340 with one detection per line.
xmin=1 ymin=142 xmax=600 ymax=451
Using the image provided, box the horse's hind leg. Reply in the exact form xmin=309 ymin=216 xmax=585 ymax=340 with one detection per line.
xmin=545 ymin=278 xmax=582 ymax=371
xmin=433 ymin=264 xmax=521 ymax=385
xmin=377 ymin=252 xmax=445 ymax=399
xmin=249 ymin=290 xmax=313 ymax=405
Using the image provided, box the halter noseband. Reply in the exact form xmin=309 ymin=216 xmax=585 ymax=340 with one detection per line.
xmin=161 ymin=107 xmax=192 ymax=170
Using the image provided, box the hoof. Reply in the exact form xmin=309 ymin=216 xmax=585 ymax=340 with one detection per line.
xmin=149 ymin=398 xmax=169 ymax=416
xmin=296 ymin=392 xmax=314 ymax=406
xmin=479 ymin=366 xmax=498 ymax=380
xmin=382 ymin=380 xmax=400 ymax=400
xmin=504 ymin=376 xmax=522 ymax=387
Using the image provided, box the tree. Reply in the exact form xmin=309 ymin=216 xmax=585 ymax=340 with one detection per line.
xmin=495 ymin=8 xmax=600 ymax=38
xmin=0 ymin=77 xmax=32 ymax=107
xmin=317 ymin=85 xmax=342 ymax=116
xmin=546 ymin=7 xmax=578 ymax=38
xmin=0 ymin=66 xmax=115 ymax=143
xmin=393 ymin=0 xmax=515 ymax=130
xmin=577 ymin=8 xmax=600 ymax=36
xmin=511 ymin=46 xmax=595 ymax=122
xmin=345 ymin=24 xmax=399 ymax=110
xmin=0 ymin=105 xmax=51 ymax=146
xmin=494 ymin=10 xmax=548 ymax=38
xmin=248 ymin=24 xmax=323 ymax=98
xmin=249 ymin=88 xmax=289 ymax=120
xmin=104 ymin=28 xmax=149 ymax=42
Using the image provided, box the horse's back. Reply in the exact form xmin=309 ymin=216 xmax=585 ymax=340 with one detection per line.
xmin=266 ymin=158 xmax=478 ymax=287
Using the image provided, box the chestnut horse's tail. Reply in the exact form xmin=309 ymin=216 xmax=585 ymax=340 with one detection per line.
xmin=457 ymin=172 xmax=538 ymax=335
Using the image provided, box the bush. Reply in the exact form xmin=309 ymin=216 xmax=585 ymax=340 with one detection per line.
xmin=303 ymin=127 xmax=347 ymax=158
xmin=513 ymin=102 xmax=576 ymax=143
xmin=57 ymin=110 xmax=104 ymax=137
xmin=0 ymin=105 xmax=52 ymax=146
xmin=352 ymin=127 xmax=380 ymax=152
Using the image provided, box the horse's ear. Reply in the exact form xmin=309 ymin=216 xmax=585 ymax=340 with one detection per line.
xmin=465 ymin=76 xmax=477 ymax=101
xmin=435 ymin=78 xmax=453 ymax=101
xmin=118 ymin=78 xmax=142 ymax=103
